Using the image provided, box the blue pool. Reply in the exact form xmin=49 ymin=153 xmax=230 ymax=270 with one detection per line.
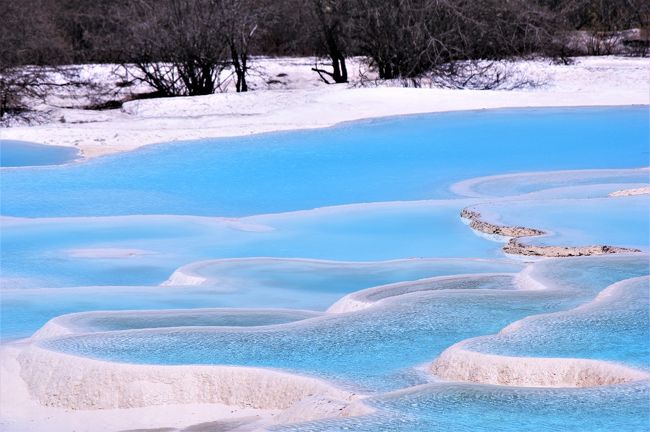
xmin=1 ymin=106 xmax=649 ymax=431
xmin=40 ymin=255 xmax=650 ymax=392
xmin=0 ymin=140 xmax=79 ymax=167
xmin=1 ymin=107 xmax=647 ymax=217
xmin=465 ymin=276 xmax=650 ymax=367
xmin=472 ymin=195 xmax=650 ymax=250
xmin=275 ymin=381 xmax=650 ymax=432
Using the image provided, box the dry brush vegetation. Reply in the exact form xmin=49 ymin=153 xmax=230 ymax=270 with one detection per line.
xmin=1 ymin=0 xmax=648 ymax=122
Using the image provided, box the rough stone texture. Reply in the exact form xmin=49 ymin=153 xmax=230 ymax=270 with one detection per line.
xmin=461 ymin=208 xmax=544 ymax=238
xmin=460 ymin=207 xmax=640 ymax=257
xmin=503 ymin=239 xmax=640 ymax=257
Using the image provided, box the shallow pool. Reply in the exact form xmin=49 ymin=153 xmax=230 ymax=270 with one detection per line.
xmin=2 ymin=107 xmax=649 ymax=431
xmin=0 ymin=140 xmax=79 ymax=167
xmin=1 ymin=107 xmax=647 ymax=217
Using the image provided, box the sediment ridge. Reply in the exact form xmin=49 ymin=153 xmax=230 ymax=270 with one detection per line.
xmin=431 ymin=343 xmax=649 ymax=387
xmin=609 ymin=186 xmax=650 ymax=197
xmin=327 ymin=273 xmax=515 ymax=314
xmin=16 ymin=345 xmax=371 ymax=420
xmin=460 ymin=207 xmax=640 ymax=257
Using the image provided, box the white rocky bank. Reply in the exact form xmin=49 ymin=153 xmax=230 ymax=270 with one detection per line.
xmin=1 ymin=56 xmax=648 ymax=158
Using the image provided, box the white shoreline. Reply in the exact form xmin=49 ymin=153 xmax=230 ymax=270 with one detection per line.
xmin=1 ymin=57 xmax=647 ymax=159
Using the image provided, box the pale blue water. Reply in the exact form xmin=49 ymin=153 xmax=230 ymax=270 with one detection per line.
xmin=275 ymin=382 xmax=650 ymax=432
xmin=0 ymin=140 xmax=79 ymax=167
xmin=1 ymin=107 xmax=647 ymax=217
xmin=40 ymin=256 xmax=650 ymax=392
xmin=43 ymin=277 xmax=557 ymax=391
xmin=525 ymin=255 xmax=650 ymax=296
xmin=2 ymin=107 xmax=649 ymax=431
xmin=0 ymin=259 xmax=521 ymax=340
xmin=465 ymin=276 xmax=650 ymax=368
xmin=0 ymin=202 xmax=509 ymax=288
xmin=339 ymin=274 xmax=518 ymax=306
xmin=474 ymin=196 xmax=650 ymax=250
xmin=170 ymin=259 xmax=521 ymax=294
xmin=57 ymin=308 xmax=323 ymax=333
xmin=453 ymin=168 xmax=650 ymax=198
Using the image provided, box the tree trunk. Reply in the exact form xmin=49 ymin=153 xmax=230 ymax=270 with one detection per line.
xmin=231 ymin=42 xmax=249 ymax=93
xmin=236 ymin=69 xmax=248 ymax=92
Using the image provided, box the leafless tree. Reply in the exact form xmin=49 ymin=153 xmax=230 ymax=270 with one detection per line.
xmin=3 ymin=0 xmax=646 ymax=111
xmin=0 ymin=0 xmax=82 ymax=120
xmin=309 ymin=0 xmax=352 ymax=84
xmin=351 ymin=0 xmax=557 ymax=82
xmin=116 ymin=0 xmax=229 ymax=97
xmin=219 ymin=0 xmax=272 ymax=92
xmin=539 ymin=0 xmax=649 ymax=56
xmin=49 ymin=0 xmax=129 ymax=63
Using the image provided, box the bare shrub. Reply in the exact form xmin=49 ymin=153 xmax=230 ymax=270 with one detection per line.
xmin=114 ymin=0 xmax=229 ymax=97
xmin=0 ymin=0 xmax=76 ymax=121
xmin=351 ymin=0 xmax=557 ymax=82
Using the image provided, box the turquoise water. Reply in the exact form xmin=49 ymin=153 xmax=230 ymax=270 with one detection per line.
xmin=168 ymin=259 xmax=521 ymax=294
xmin=53 ymin=308 xmax=323 ymax=333
xmin=465 ymin=276 xmax=650 ymax=368
xmin=276 ymin=382 xmax=650 ymax=432
xmin=524 ymin=255 xmax=650 ymax=294
xmin=0 ymin=259 xmax=521 ymax=340
xmin=1 ymin=107 xmax=647 ymax=217
xmin=0 ymin=140 xmax=79 ymax=167
xmin=335 ymin=274 xmax=518 ymax=307
xmin=3 ymin=194 xmax=647 ymax=291
xmin=474 ymin=195 xmax=650 ymax=250
xmin=2 ymin=107 xmax=649 ymax=430
xmin=0 ymin=202 xmax=509 ymax=289
xmin=452 ymin=168 xmax=650 ymax=198
xmin=41 ymin=256 xmax=649 ymax=392
xmin=42 ymin=276 xmax=556 ymax=391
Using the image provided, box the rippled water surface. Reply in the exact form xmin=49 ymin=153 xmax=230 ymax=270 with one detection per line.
xmin=275 ymin=382 xmax=650 ymax=432
xmin=1 ymin=107 xmax=649 ymax=431
xmin=465 ymin=276 xmax=650 ymax=367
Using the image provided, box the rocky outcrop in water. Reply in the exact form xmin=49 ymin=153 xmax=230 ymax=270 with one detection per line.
xmin=503 ymin=239 xmax=639 ymax=257
xmin=460 ymin=208 xmax=544 ymax=237
xmin=461 ymin=208 xmax=641 ymax=258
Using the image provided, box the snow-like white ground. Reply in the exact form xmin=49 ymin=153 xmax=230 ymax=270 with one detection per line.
xmin=0 ymin=56 xmax=647 ymax=158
